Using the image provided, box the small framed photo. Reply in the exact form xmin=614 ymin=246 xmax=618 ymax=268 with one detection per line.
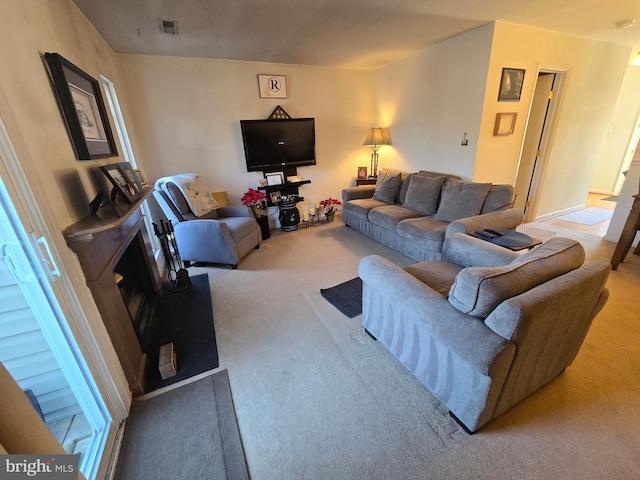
xmin=100 ymin=164 xmax=140 ymax=203
xmin=270 ymin=191 xmax=282 ymax=204
xmin=357 ymin=166 xmax=368 ymax=179
xmin=498 ymin=68 xmax=525 ymax=101
xmin=134 ymin=168 xmax=148 ymax=187
xmin=258 ymin=75 xmax=287 ymax=98
xmin=493 ymin=112 xmax=518 ymax=136
xmin=117 ymin=162 xmax=142 ymax=194
xmin=265 ymin=172 xmax=284 ymax=186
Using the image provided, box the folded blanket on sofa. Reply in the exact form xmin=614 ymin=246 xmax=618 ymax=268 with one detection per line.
xmin=154 ymin=174 xmax=218 ymax=217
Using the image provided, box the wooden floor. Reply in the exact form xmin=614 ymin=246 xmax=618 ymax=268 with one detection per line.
xmin=541 ymin=193 xmax=616 ymax=236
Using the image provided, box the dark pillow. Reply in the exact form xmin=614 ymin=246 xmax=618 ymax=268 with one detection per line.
xmin=372 ymin=170 xmax=402 ymax=204
xmin=434 ymin=181 xmax=492 ymax=222
xmin=403 ymin=175 xmax=445 ymax=215
xmin=396 ymin=173 xmax=415 ymax=204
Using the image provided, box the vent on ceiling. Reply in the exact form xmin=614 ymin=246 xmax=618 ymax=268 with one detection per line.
xmin=159 ymin=19 xmax=179 ymax=35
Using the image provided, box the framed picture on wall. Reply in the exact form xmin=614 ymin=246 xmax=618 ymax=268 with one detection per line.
xmin=258 ymin=75 xmax=287 ymax=98
xmin=498 ymin=68 xmax=525 ymax=102
xmin=493 ymin=112 xmax=518 ymax=136
xmin=43 ymin=52 xmax=118 ymax=160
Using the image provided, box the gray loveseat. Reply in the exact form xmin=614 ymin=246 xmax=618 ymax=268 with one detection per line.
xmin=342 ymin=170 xmax=524 ymax=261
xmin=359 ymin=233 xmax=610 ymax=432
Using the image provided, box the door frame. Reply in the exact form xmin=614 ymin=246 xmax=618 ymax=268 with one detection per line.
xmin=516 ymin=65 xmax=568 ymax=222
xmin=0 ymin=88 xmax=129 ymax=478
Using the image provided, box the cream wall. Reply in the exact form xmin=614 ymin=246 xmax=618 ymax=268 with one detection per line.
xmin=474 ymin=22 xmax=631 ymax=218
xmin=591 ymin=65 xmax=640 ymax=194
xmin=373 ymin=24 xmax=494 ymax=180
xmin=0 ymin=0 xmax=136 ymax=228
xmin=117 ymin=55 xmax=374 ymax=205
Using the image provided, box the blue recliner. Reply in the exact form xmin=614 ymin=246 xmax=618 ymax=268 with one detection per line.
xmin=153 ymin=175 xmax=261 ymax=269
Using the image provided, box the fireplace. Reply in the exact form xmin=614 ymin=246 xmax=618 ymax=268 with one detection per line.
xmin=63 ymin=190 xmax=162 ymax=395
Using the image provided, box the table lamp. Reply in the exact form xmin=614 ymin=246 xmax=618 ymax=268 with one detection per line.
xmin=363 ymin=126 xmax=391 ymax=177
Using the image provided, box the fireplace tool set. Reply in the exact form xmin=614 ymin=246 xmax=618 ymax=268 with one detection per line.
xmin=153 ymin=219 xmax=191 ymax=291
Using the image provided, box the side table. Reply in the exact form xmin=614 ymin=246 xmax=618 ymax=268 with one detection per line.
xmin=356 ymin=178 xmax=377 ymax=186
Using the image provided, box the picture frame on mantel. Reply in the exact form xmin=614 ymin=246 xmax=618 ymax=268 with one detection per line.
xmin=100 ymin=164 xmax=140 ymax=204
xmin=44 ymin=52 xmax=118 ymax=160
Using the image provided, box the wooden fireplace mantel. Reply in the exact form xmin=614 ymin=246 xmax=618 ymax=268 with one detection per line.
xmin=64 ymin=188 xmax=162 ymax=395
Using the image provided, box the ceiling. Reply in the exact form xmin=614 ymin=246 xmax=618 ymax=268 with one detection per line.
xmin=72 ymin=0 xmax=640 ymax=70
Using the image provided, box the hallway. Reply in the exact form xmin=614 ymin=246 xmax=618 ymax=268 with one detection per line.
xmin=542 ymin=193 xmax=616 ymax=237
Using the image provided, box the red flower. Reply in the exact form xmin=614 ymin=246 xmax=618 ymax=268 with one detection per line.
xmin=319 ymin=197 xmax=342 ymax=213
xmin=241 ymin=188 xmax=267 ymax=208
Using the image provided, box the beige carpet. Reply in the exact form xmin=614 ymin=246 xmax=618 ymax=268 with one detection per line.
xmin=185 ymin=217 xmax=639 ymax=479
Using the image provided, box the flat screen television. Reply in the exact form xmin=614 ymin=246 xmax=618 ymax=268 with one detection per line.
xmin=240 ymin=118 xmax=316 ymax=172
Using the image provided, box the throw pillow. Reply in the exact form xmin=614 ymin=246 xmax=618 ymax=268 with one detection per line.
xmin=372 ymin=170 xmax=402 ymax=204
xmin=403 ymin=175 xmax=445 ymax=215
xmin=434 ymin=181 xmax=492 ymax=222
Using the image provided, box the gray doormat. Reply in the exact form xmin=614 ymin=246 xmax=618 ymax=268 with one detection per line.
xmin=115 ymin=370 xmax=248 ymax=480
xmin=320 ymin=277 xmax=362 ymax=318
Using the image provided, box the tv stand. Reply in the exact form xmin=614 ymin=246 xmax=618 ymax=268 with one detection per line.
xmin=258 ymin=179 xmax=311 ymax=206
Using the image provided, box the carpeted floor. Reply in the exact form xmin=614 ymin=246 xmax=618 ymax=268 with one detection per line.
xmin=115 ymin=370 xmax=248 ymax=480
xmin=143 ymin=273 xmax=218 ymax=392
xmin=156 ymin=217 xmax=639 ymax=479
xmin=320 ymin=277 xmax=362 ymax=317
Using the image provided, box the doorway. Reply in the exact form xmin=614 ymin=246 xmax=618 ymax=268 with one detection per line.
xmin=514 ymin=70 xmax=563 ymax=221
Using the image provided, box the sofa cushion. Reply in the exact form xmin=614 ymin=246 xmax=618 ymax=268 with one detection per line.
xmin=372 ymin=170 xmax=402 ymax=203
xmin=404 ymin=261 xmax=463 ymax=297
xmin=403 ymin=175 xmax=445 ymax=215
xmin=417 ymin=171 xmax=462 ymax=182
xmin=448 ymin=237 xmax=585 ymax=317
xmin=396 ymin=173 xmax=415 ymax=205
xmin=368 ymin=204 xmax=423 ymax=230
xmin=397 ymin=216 xmax=449 ymax=240
xmin=343 ymin=198 xmax=388 ymax=216
xmin=480 ymin=184 xmax=515 ymax=214
xmin=435 ymin=181 xmax=492 ymax=222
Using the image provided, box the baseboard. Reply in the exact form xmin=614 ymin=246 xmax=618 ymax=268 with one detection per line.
xmin=535 ymin=204 xmax=586 ymax=222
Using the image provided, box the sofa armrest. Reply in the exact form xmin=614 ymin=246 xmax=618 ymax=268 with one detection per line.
xmin=443 ymin=233 xmax=519 ymax=267
xmin=217 ymin=206 xmax=254 ymax=218
xmin=445 ymin=208 xmax=524 ymax=237
xmin=342 ymin=186 xmax=376 ymax=203
xmin=358 ymin=255 xmax=514 ymax=375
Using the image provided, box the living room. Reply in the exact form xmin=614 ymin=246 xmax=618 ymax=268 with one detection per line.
xmin=0 ymin=1 xmax=639 ymax=479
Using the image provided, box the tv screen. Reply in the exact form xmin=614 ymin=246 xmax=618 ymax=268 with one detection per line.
xmin=240 ymin=118 xmax=316 ymax=172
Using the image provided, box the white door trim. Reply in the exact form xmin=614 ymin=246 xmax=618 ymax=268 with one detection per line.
xmin=0 ymin=89 xmax=129 ymax=478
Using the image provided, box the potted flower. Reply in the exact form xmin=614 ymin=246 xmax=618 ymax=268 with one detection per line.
xmin=319 ymin=197 xmax=342 ymax=222
xmin=241 ymin=188 xmax=267 ymax=218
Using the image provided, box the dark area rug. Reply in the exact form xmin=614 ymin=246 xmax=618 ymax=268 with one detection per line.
xmin=116 ymin=370 xmax=249 ymax=480
xmin=320 ymin=277 xmax=362 ymax=318
xmin=143 ymin=273 xmax=219 ymax=392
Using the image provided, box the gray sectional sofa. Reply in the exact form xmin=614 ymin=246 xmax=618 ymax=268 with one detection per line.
xmin=342 ymin=170 xmax=525 ymax=261
xmin=359 ymin=233 xmax=610 ymax=432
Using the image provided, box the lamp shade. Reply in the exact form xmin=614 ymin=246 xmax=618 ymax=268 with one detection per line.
xmin=363 ymin=127 xmax=391 ymax=147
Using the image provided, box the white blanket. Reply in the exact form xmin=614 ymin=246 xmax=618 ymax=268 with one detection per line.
xmin=155 ymin=174 xmax=218 ymax=217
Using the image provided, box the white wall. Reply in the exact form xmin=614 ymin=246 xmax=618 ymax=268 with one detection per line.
xmin=474 ymin=22 xmax=631 ymax=218
xmin=591 ymin=65 xmax=640 ymax=194
xmin=118 ymin=55 xmax=374 ymax=205
xmin=373 ymin=24 xmax=494 ymax=180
